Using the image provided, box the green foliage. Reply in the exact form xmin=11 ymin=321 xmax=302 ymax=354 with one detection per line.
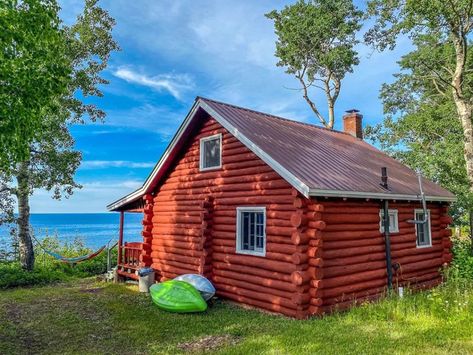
xmin=0 ymin=0 xmax=119 ymax=268
xmin=0 ymin=262 xmax=70 ymax=289
xmin=266 ymin=0 xmax=362 ymax=128
xmin=35 ymin=235 xmax=117 ymax=275
xmin=0 ymin=0 xmax=71 ymax=169
xmin=266 ymin=0 xmax=361 ymax=81
xmin=365 ymin=34 xmax=473 ymax=224
xmin=450 ymin=236 xmax=473 ymax=279
xmin=365 ymin=0 xmax=473 ymax=51
xmin=0 ymin=235 xmax=116 ymax=288
xmin=365 ymin=0 xmax=473 ymax=226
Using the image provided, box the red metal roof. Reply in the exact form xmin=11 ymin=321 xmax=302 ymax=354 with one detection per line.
xmin=200 ymin=97 xmax=454 ymax=200
xmin=107 ymin=97 xmax=454 ymax=211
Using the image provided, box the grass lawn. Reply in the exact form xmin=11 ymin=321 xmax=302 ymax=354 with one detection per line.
xmin=1 ymin=278 xmax=473 ymax=355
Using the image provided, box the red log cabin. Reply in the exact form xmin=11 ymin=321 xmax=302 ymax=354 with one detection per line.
xmin=107 ymin=97 xmax=455 ymax=318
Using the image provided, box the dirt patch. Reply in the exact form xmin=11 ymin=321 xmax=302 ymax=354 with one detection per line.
xmin=177 ymin=335 xmax=241 ymax=353
xmin=79 ymin=287 xmax=103 ymax=294
xmin=1 ymin=302 xmax=47 ymax=351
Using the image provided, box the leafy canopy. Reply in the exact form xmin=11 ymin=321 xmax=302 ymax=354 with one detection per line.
xmin=365 ymin=34 xmax=473 ymax=223
xmin=0 ymin=0 xmax=71 ymax=170
xmin=0 ymin=0 xmax=119 ymax=225
xmin=366 ymin=0 xmax=473 ymax=51
xmin=266 ymin=0 xmax=362 ymax=128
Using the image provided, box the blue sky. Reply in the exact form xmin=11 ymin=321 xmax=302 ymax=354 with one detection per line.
xmin=30 ymin=0 xmax=411 ymax=213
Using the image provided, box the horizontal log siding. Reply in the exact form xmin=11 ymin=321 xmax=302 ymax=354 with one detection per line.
xmin=146 ymin=114 xmax=452 ymax=318
xmin=151 ymin=116 xmax=310 ymax=318
xmin=316 ymin=199 xmax=451 ymax=313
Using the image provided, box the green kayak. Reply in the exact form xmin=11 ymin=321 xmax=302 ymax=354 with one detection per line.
xmin=150 ymin=280 xmax=208 ymax=313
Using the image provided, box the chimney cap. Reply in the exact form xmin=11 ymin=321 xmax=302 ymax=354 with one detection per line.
xmin=342 ymin=109 xmax=363 ymax=139
xmin=345 ymin=109 xmax=360 ymax=114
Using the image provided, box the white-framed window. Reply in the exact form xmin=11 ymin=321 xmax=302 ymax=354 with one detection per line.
xmin=379 ymin=209 xmax=399 ymax=233
xmin=415 ymin=209 xmax=432 ymax=248
xmin=199 ymin=133 xmax=222 ymax=171
xmin=236 ymin=207 xmax=266 ymax=257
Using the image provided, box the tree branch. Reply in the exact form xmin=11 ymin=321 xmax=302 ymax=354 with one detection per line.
xmin=432 ymin=77 xmax=448 ymax=97
xmin=296 ymin=75 xmax=329 ymax=127
xmin=419 ymin=59 xmax=457 ymax=92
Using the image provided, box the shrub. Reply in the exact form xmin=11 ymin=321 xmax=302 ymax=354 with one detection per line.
xmin=34 ymin=234 xmax=117 ymax=274
xmin=450 ymin=236 xmax=473 ymax=279
xmin=0 ymin=262 xmax=70 ymax=289
xmin=0 ymin=235 xmax=117 ymax=289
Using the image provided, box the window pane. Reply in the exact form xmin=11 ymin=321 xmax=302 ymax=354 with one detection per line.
xmin=416 ymin=212 xmax=430 ymax=246
xmin=242 ymin=212 xmax=249 ymax=250
xmin=203 ymin=137 xmax=220 ymax=168
xmin=239 ymin=210 xmax=265 ymax=254
xmin=249 ymin=212 xmax=255 ymax=250
xmin=380 ymin=210 xmax=397 ymax=233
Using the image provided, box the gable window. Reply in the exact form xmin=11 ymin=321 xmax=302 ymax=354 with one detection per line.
xmin=379 ymin=209 xmax=399 ymax=233
xmin=236 ymin=207 xmax=266 ymax=256
xmin=415 ymin=209 xmax=432 ymax=248
xmin=200 ymin=133 xmax=222 ymax=171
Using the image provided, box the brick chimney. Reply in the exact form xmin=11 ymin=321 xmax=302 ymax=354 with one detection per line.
xmin=343 ymin=109 xmax=363 ymax=139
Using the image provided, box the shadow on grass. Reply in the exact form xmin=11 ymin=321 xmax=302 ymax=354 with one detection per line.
xmin=1 ymin=279 xmax=473 ymax=354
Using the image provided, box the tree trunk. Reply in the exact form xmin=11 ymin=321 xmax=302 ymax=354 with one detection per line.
xmin=16 ymin=160 xmax=34 ymax=270
xmin=451 ymin=32 xmax=473 ymax=253
xmin=328 ymin=101 xmax=335 ymax=130
xmin=459 ymin=108 xmax=473 ymax=254
xmin=469 ymin=211 xmax=473 ymax=255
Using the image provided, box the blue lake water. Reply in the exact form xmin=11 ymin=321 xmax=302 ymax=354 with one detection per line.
xmin=0 ymin=213 xmax=143 ymax=251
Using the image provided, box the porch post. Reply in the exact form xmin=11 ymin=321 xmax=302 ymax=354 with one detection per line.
xmin=118 ymin=211 xmax=124 ymax=265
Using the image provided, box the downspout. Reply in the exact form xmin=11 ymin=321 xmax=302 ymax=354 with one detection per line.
xmin=381 ymin=167 xmax=393 ymax=290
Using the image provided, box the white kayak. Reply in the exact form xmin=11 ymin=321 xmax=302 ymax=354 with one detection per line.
xmin=174 ymin=274 xmax=216 ymax=301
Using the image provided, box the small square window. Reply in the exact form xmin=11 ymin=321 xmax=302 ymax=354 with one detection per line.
xmin=236 ymin=207 xmax=266 ymax=256
xmin=199 ymin=134 xmax=222 ymax=171
xmin=415 ymin=209 xmax=432 ymax=248
xmin=379 ymin=209 xmax=399 ymax=233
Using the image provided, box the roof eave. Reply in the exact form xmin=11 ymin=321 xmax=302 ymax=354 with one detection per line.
xmin=308 ymin=188 xmax=456 ymax=202
xmin=107 ymin=97 xmax=456 ymax=212
xmin=107 ymin=100 xmax=202 ymax=211
xmin=107 ymin=98 xmax=311 ymax=211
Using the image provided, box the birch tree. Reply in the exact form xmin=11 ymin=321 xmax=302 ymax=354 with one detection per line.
xmin=0 ymin=0 xmax=70 ymax=170
xmin=0 ymin=0 xmax=119 ymax=270
xmin=366 ymin=0 xmax=473 ymax=229
xmin=266 ymin=0 xmax=362 ymax=128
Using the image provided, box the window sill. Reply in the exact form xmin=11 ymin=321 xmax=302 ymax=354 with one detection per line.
xmin=416 ymin=244 xmax=432 ymax=249
xmin=235 ymin=249 xmax=266 ymax=257
xmin=380 ymin=230 xmax=400 ymax=234
xmin=199 ymin=165 xmax=222 ymax=172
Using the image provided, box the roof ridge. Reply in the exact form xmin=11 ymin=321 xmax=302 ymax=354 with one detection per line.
xmin=197 ymin=96 xmax=356 ymax=139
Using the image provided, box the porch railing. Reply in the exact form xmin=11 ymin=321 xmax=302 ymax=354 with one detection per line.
xmin=119 ymin=242 xmax=143 ymax=270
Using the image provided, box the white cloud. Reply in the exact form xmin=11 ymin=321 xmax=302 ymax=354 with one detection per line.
xmin=46 ymin=0 xmax=416 ymax=214
xmin=100 ymin=103 xmax=185 ymax=139
xmin=113 ymin=67 xmax=194 ymax=100
xmin=81 ymin=160 xmax=154 ymax=169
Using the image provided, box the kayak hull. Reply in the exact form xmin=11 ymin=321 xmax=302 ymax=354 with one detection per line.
xmin=174 ymin=274 xmax=216 ymax=301
xmin=150 ymin=280 xmax=207 ymax=313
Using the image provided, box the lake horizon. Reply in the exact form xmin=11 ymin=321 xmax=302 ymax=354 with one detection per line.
xmin=0 ymin=213 xmax=144 ymax=252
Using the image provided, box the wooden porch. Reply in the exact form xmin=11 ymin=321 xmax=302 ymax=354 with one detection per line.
xmin=117 ymin=241 xmax=143 ymax=280
xmin=115 ymin=209 xmax=151 ymax=281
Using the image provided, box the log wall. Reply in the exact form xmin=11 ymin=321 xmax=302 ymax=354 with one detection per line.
xmin=315 ymin=199 xmax=452 ymax=313
xmin=146 ymin=113 xmax=453 ymax=318
xmin=150 ymin=115 xmax=312 ymax=318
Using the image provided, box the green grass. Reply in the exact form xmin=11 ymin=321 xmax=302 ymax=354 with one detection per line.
xmin=1 ymin=277 xmax=473 ymax=354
